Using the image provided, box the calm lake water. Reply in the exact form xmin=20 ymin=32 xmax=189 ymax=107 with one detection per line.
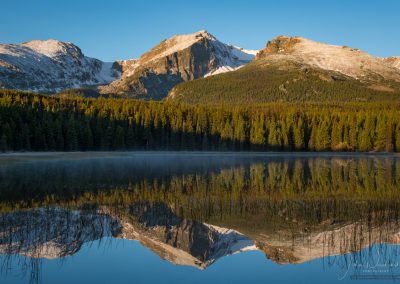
xmin=0 ymin=152 xmax=400 ymax=284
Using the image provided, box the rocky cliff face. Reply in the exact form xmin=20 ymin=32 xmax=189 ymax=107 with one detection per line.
xmin=99 ymin=30 xmax=256 ymax=99
xmin=0 ymin=39 xmax=120 ymax=92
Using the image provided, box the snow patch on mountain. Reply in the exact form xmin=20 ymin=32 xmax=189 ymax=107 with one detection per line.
xmin=204 ymin=42 xmax=257 ymax=77
xmin=203 ymin=223 xmax=257 ymax=256
xmin=96 ymin=61 xmax=121 ymax=83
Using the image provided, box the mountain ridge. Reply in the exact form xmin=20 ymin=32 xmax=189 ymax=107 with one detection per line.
xmin=1 ymin=32 xmax=400 ymax=103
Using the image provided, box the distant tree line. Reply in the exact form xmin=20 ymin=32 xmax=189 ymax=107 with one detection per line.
xmin=0 ymin=90 xmax=400 ymax=152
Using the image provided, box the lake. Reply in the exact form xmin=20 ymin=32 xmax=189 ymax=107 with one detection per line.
xmin=0 ymin=152 xmax=400 ymax=284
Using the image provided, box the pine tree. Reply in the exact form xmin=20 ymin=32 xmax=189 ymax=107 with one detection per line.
xmin=103 ymin=125 xmax=115 ymax=150
xmin=308 ymin=122 xmax=318 ymax=151
xmin=22 ymin=124 xmax=31 ymax=150
xmin=234 ymin=115 xmax=246 ymax=150
xmin=359 ymin=117 xmax=375 ymax=151
xmin=293 ymin=117 xmax=305 ymax=150
xmin=395 ymin=124 xmax=400 ymax=152
xmin=34 ymin=125 xmax=47 ymax=150
xmin=126 ymin=126 xmax=135 ymax=149
xmin=55 ymin=121 xmax=64 ymax=151
xmin=250 ymin=115 xmax=265 ymax=150
xmin=331 ymin=117 xmax=342 ymax=149
xmin=315 ymin=120 xmax=331 ymax=151
xmin=65 ymin=117 xmax=78 ymax=151
xmin=374 ymin=115 xmax=387 ymax=151
xmin=0 ymin=134 xmax=7 ymax=152
xmin=82 ymin=122 xmax=93 ymax=150
xmin=114 ymin=126 xmax=125 ymax=150
xmin=45 ymin=120 xmax=56 ymax=150
xmin=268 ymin=119 xmax=281 ymax=149
xmin=385 ymin=120 xmax=394 ymax=152
xmin=348 ymin=117 xmax=358 ymax=151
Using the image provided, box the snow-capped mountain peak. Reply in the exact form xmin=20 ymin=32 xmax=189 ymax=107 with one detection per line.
xmin=137 ymin=29 xmax=258 ymax=73
xmin=142 ymin=30 xmax=216 ymax=62
xmin=100 ymin=30 xmax=258 ymax=98
xmin=0 ymin=39 xmax=120 ymax=92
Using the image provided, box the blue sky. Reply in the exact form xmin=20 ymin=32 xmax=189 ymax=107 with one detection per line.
xmin=1 ymin=0 xmax=398 ymax=61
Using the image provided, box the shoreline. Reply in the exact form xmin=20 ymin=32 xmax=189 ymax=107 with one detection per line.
xmin=0 ymin=151 xmax=399 ymax=159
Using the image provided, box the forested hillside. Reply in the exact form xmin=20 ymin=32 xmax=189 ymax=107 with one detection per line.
xmin=1 ymin=90 xmax=400 ymax=152
xmin=168 ymin=59 xmax=400 ymax=104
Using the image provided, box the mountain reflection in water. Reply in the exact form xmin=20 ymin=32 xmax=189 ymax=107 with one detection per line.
xmin=0 ymin=152 xmax=400 ymax=283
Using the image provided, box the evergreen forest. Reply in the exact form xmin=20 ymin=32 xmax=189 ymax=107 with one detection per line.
xmin=1 ymin=90 xmax=400 ymax=152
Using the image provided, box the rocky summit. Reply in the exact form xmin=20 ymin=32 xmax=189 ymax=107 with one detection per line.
xmin=98 ymin=30 xmax=256 ymax=99
xmin=255 ymin=36 xmax=400 ymax=83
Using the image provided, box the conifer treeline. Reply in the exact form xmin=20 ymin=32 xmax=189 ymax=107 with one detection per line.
xmin=1 ymin=90 xmax=400 ymax=152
